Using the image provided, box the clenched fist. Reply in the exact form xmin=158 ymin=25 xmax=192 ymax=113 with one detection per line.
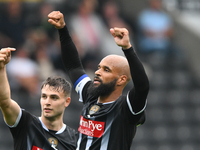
xmin=110 ymin=27 xmax=131 ymax=50
xmin=0 ymin=47 xmax=16 ymax=69
xmin=48 ymin=11 xmax=65 ymax=29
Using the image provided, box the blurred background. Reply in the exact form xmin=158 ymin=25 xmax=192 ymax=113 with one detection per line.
xmin=0 ymin=0 xmax=200 ymax=149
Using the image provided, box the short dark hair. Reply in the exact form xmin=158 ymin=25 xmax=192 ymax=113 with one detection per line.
xmin=41 ymin=76 xmax=71 ymax=97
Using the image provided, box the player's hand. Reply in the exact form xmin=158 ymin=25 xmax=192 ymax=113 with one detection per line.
xmin=110 ymin=27 xmax=132 ymax=50
xmin=0 ymin=47 xmax=16 ymax=69
xmin=48 ymin=11 xmax=65 ymax=29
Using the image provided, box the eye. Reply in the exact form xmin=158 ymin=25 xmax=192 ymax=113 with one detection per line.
xmin=105 ymin=68 xmax=110 ymax=72
xmin=51 ymin=96 xmax=58 ymax=100
xmin=104 ymin=67 xmax=111 ymax=72
xmin=41 ymin=95 xmax=47 ymax=99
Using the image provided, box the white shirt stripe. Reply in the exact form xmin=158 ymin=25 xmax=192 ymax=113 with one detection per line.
xmin=126 ymin=92 xmax=147 ymax=115
xmin=76 ymin=132 xmax=82 ymax=150
xmin=75 ymin=77 xmax=91 ymax=102
xmin=38 ymin=117 xmax=66 ymax=134
xmin=5 ymin=108 xmax=22 ymax=128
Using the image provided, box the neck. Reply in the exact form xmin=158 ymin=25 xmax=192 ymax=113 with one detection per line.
xmin=41 ymin=116 xmax=64 ymax=131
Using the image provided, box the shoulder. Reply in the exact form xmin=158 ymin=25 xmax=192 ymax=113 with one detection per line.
xmin=9 ymin=109 xmax=38 ymax=134
xmin=21 ymin=109 xmax=37 ymax=120
xmin=74 ymin=74 xmax=91 ymax=92
xmin=19 ymin=110 xmax=41 ymax=128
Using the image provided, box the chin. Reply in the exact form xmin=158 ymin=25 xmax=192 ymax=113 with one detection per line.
xmin=43 ymin=112 xmax=52 ymax=118
xmin=93 ymin=83 xmax=100 ymax=87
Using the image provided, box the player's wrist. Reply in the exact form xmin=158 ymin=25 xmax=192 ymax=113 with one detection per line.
xmin=122 ymin=43 xmax=132 ymax=50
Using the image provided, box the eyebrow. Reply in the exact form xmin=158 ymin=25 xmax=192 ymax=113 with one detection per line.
xmin=41 ymin=93 xmax=59 ymax=97
xmin=50 ymin=94 xmax=59 ymax=97
xmin=98 ymin=65 xmax=112 ymax=72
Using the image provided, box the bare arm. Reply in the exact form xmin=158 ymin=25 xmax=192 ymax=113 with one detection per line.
xmin=0 ymin=48 xmax=20 ymax=126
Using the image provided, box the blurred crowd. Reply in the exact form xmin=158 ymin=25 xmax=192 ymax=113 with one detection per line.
xmin=4 ymin=1 xmax=200 ymax=149
xmin=0 ymin=0 xmax=179 ymax=100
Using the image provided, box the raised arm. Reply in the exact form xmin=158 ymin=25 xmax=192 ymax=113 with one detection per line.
xmin=110 ymin=28 xmax=149 ymax=113
xmin=0 ymin=48 xmax=20 ymax=126
xmin=48 ymin=11 xmax=86 ymax=84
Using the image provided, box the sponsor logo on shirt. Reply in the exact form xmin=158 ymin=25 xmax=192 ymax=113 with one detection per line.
xmin=32 ymin=146 xmax=43 ymax=150
xmin=78 ymin=116 xmax=105 ymax=138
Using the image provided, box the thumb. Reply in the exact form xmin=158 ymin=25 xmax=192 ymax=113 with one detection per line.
xmin=48 ymin=19 xmax=59 ymax=29
xmin=48 ymin=19 xmax=56 ymax=25
xmin=110 ymin=28 xmax=115 ymax=37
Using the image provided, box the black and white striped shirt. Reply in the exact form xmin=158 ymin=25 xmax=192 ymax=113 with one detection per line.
xmin=74 ymin=75 xmax=146 ymax=150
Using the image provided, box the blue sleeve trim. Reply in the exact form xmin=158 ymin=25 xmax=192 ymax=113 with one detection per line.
xmin=74 ymin=74 xmax=88 ymax=89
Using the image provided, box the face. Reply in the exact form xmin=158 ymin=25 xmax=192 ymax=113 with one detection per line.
xmin=40 ymin=85 xmax=70 ymax=120
xmin=91 ymin=56 xmax=121 ymax=96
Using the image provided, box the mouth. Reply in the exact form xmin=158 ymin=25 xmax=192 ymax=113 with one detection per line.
xmin=44 ymin=108 xmax=52 ymax=113
xmin=93 ymin=77 xmax=102 ymax=85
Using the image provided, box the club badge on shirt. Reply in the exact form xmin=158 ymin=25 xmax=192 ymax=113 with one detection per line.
xmin=89 ymin=105 xmax=100 ymax=115
xmin=48 ymin=137 xmax=58 ymax=150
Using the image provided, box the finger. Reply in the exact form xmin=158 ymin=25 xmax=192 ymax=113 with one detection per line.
xmin=7 ymin=50 xmax=12 ymax=57
xmin=48 ymin=11 xmax=62 ymax=20
xmin=48 ymin=11 xmax=58 ymax=18
xmin=8 ymin=47 xmax=16 ymax=51
xmin=48 ymin=19 xmax=61 ymax=29
xmin=0 ymin=53 xmax=7 ymax=61
xmin=7 ymin=48 xmax=16 ymax=57
xmin=1 ymin=47 xmax=16 ymax=52
xmin=0 ymin=48 xmax=7 ymax=52
xmin=48 ymin=18 xmax=60 ymax=25
xmin=0 ymin=48 xmax=16 ymax=58
xmin=7 ymin=48 xmax=16 ymax=56
xmin=0 ymin=57 xmax=5 ymax=61
xmin=0 ymin=58 xmax=6 ymax=62
xmin=0 ymin=53 xmax=7 ymax=57
xmin=48 ymin=19 xmax=57 ymax=25
xmin=113 ymin=28 xmax=124 ymax=37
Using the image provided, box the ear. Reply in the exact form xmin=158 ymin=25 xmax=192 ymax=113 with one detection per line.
xmin=116 ymin=75 xmax=127 ymax=86
xmin=65 ymin=97 xmax=71 ymax=107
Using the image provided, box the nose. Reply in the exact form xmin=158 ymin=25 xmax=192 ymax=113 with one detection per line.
xmin=45 ymin=97 xmax=51 ymax=105
xmin=95 ymin=69 xmax=101 ymax=76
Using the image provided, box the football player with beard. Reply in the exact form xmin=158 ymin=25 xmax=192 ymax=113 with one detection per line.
xmin=48 ymin=11 xmax=149 ymax=150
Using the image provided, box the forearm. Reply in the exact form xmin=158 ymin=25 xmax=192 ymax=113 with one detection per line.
xmin=0 ymin=67 xmax=20 ymax=125
xmin=58 ymin=26 xmax=85 ymax=84
xmin=0 ymin=67 xmax=11 ymax=106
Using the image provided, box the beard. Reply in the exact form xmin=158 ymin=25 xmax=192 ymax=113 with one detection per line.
xmin=88 ymin=77 xmax=117 ymax=97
